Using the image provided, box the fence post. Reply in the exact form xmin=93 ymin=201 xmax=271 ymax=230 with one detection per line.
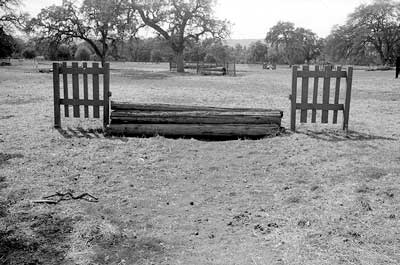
xmin=103 ymin=63 xmax=110 ymax=127
xmin=72 ymin=62 xmax=80 ymax=118
xmin=343 ymin=67 xmax=353 ymax=130
xmin=300 ymin=65 xmax=309 ymax=123
xmin=290 ymin=66 xmax=298 ymax=131
xmin=53 ymin=63 xmax=61 ymax=128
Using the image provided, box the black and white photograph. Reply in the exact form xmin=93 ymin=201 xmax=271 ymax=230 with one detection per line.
xmin=1 ymin=0 xmax=399 ymax=264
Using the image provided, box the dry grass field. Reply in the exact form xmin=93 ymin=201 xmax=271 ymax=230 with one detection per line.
xmin=1 ymin=60 xmax=400 ymax=265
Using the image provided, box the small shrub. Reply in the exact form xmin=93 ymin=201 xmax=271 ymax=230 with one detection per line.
xmin=22 ymin=48 xmax=37 ymax=59
xmin=204 ymin=54 xmax=217 ymax=63
xmin=57 ymin=44 xmax=71 ymax=60
xmin=106 ymin=55 xmax=115 ymax=61
xmin=90 ymin=54 xmax=100 ymax=61
xmin=75 ymin=46 xmax=92 ymax=61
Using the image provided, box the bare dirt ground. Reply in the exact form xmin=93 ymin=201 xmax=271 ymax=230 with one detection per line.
xmin=1 ymin=60 xmax=400 ymax=265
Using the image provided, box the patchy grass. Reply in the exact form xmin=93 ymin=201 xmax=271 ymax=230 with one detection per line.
xmin=0 ymin=61 xmax=400 ymax=264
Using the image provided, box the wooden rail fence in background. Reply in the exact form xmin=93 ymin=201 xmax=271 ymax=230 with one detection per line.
xmin=169 ymin=61 xmax=236 ymax=76
xmin=53 ymin=62 xmax=110 ymax=128
xmin=290 ymin=65 xmax=353 ymax=131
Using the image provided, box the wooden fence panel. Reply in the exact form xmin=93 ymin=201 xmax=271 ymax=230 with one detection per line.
xmin=290 ymin=65 xmax=353 ymax=131
xmin=53 ymin=62 xmax=110 ymax=128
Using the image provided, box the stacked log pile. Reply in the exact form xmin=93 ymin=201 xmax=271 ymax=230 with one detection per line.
xmin=108 ymin=101 xmax=283 ymax=138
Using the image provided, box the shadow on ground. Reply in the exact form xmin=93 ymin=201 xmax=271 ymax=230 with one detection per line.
xmin=56 ymin=126 xmax=284 ymax=142
xmin=298 ymin=129 xmax=397 ymax=142
xmin=56 ymin=127 xmax=103 ymax=139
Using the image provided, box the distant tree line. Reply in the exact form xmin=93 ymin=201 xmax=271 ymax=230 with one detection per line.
xmin=2 ymin=0 xmax=400 ymax=67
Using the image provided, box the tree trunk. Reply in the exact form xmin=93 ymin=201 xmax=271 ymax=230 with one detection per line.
xmin=175 ymin=50 xmax=185 ymax=73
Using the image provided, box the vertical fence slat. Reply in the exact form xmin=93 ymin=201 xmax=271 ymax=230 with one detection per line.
xmin=103 ymin=63 xmax=110 ymax=127
xmin=343 ymin=67 xmax=353 ymax=130
xmin=312 ymin=65 xmax=319 ymax=123
xmin=53 ymin=63 xmax=61 ymax=128
xmin=92 ymin=63 xmax=100 ymax=118
xmin=290 ymin=66 xmax=298 ymax=131
xmin=333 ymin=66 xmax=342 ymax=124
xmin=83 ymin=62 xmax=89 ymax=118
xmin=62 ymin=62 xmax=69 ymax=117
xmin=72 ymin=62 xmax=80 ymax=118
xmin=300 ymin=65 xmax=309 ymax=123
xmin=321 ymin=65 xmax=332 ymax=123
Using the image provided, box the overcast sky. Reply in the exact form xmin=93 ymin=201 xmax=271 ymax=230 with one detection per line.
xmin=22 ymin=0 xmax=371 ymax=39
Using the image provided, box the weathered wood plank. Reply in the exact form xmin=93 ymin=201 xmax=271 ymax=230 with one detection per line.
xmin=59 ymin=99 xmax=105 ymax=106
xmin=111 ymin=102 xmax=283 ymax=116
xmin=53 ymin=63 xmax=61 ymax=128
xmin=108 ymin=123 xmax=281 ymax=137
xmin=296 ymin=70 xmax=347 ymax=78
xmin=311 ymin=65 xmax=319 ymax=123
xmin=300 ymin=65 xmax=309 ymax=123
xmin=103 ymin=63 xmax=110 ymax=126
xmin=58 ymin=67 xmax=107 ymax=75
xmin=92 ymin=63 xmax=100 ymax=118
xmin=321 ymin=65 xmax=332 ymax=123
xmin=333 ymin=66 xmax=342 ymax=124
xmin=343 ymin=67 xmax=353 ymax=130
xmin=111 ymin=111 xmax=282 ymax=125
xmin=291 ymin=66 xmax=298 ymax=131
xmin=83 ymin=62 xmax=89 ymax=118
xmin=72 ymin=62 xmax=80 ymax=118
xmin=295 ymin=103 xmax=344 ymax=111
xmin=62 ymin=62 xmax=69 ymax=117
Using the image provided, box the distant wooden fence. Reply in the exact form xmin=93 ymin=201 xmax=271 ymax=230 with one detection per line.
xmin=290 ymin=65 xmax=353 ymax=131
xmin=169 ymin=61 xmax=236 ymax=76
xmin=53 ymin=62 xmax=111 ymax=128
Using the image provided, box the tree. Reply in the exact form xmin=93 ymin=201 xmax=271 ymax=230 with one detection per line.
xmin=75 ymin=45 xmax=92 ymax=61
xmin=0 ymin=27 xmax=15 ymax=58
xmin=0 ymin=0 xmax=24 ymax=32
xmin=132 ymin=0 xmax=230 ymax=72
xmin=294 ymin=27 xmax=323 ymax=64
xmin=22 ymin=47 xmax=36 ymax=59
xmin=265 ymin=21 xmax=301 ymax=66
xmin=248 ymin=41 xmax=268 ymax=63
xmin=29 ymin=0 xmax=140 ymax=65
xmin=347 ymin=0 xmax=400 ymax=65
xmin=266 ymin=21 xmax=322 ymax=65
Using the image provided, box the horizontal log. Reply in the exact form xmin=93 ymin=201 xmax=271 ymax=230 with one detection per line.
xmin=295 ymin=103 xmax=344 ymax=111
xmin=111 ymin=110 xmax=282 ymax=125
xmin=201 ymin=67 xmax=225 ymax=72
xmin=107 ymin=123 xmax=281 ymax=137
xmin=111 ymin=102 xmax=283 ymax=116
